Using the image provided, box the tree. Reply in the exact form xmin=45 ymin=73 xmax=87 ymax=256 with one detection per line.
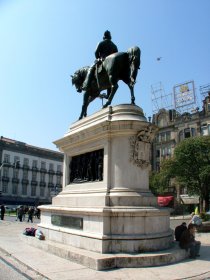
xmin=159 ymin=136 xmax=210 ymax=212
xmin=149 ymin=158 xmax=174 ymax=195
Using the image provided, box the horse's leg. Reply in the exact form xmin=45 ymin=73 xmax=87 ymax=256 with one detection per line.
xmin=106 ymin=88 xmax=111 ymax=99
xmin=128 ymin=84 xmax=135 ymax=105
xmin=79 ymin=91 xmax=89 ymax=120
xmin=103 ymin=74 xmax=118 ymax=108
xmin=103 ymin=84 xmax=118 ymax=108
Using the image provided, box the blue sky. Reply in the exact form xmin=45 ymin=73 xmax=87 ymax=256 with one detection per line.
xmin=0 ymin=0 xmax=210 ymax=150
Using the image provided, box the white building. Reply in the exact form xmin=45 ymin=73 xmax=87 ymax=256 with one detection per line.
xmin=0 ymin=136 xmax=63 ymax=206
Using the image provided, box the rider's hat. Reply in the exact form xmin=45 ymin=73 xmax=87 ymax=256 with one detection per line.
xmin=103 ymin=30 xmax=111 ymax=40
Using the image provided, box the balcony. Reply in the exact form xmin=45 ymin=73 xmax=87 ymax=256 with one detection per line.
xmin=56 ymin=171 xmax=63 ymax=176
xmin=55 ymin=183 xmax=62 ymax=189
xmin=40 ymin=181 xmax=46 ymax=187
xmin=48 ymin=182 xmax=54 ymax=188
xmin=32 ymin=166 xmax=39 ymax=172
xmin=31 ymin=180 xmax=38 ymax=186
xmin=22 ymin=179 xmax=29 ymax=185
xmin=40 ymin=168 xmax=47 ymax=173
xmin=1 ymin=162 xmax=11 ymax=168
xmin=48 ymin=169 xmax=55 ymax=175
xmin=12 ymin=178 xmax=19 ymax=183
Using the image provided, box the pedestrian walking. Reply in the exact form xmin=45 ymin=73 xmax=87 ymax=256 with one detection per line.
xmin=0 ymin=204 xmax=5 ymax=220
xmin=27 ymin=207 xmax=34 ymax=223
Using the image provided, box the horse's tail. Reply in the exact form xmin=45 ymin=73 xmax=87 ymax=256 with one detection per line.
xmin=127 ymin=46 xmax=141 ymax=85
xmin=127 ymin=46 xmax=141 ymax=69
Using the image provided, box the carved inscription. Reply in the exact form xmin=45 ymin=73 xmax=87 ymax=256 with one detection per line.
xmin=51 ymin=215 xmax=83 ymax=230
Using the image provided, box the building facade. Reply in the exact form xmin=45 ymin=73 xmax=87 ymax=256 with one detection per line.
xmin=152 ymin=93 xmax=210 ymax=171
xmin=151 ymin=93 xmax=210 ymax=207
xmin=0 ymin=137 xmax=63 ymax=206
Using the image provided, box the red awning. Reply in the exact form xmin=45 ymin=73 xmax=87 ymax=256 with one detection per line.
xmin=158 ymin=196 xmax=174 ymax=207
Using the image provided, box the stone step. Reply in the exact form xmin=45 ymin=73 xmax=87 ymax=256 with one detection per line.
xmin=21 ymin=234 xmax=188 ymax=271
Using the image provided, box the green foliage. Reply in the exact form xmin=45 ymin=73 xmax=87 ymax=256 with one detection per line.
xmin=149 ymin=158 xmax=174 ymax=194
xmin=200 ymin=212 xmax=210 ymax=221
xmin=150 ymin=136 xmax=210 ymax=204
xmin=149 ymin=171 xmax=167 ymax=195
xmin=172 ymin=136 xmax=210 ymax=196
xmin=152 ymin=136 xmax=210 ymax=208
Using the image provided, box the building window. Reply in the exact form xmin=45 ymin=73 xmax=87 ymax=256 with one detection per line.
xmin=49 ymin=163 xmax=54 ymax=170
xmin=2 ymin=181 xmax=8 ymax=193
xmin=23 ymin=158 xmax=29 ymax=166
xmin=41 ymin=161 xmax=46 ymax=169
xmin=13 ymin=169 xmax=19 ymax=179
xmin=23 ymin=170 xmax=28 ymax=180
xmin=12 ymin=183 xmax=18 ymax=195
xmin=161 ymin=133 xmax=165 ymax=142
xmin=156 ymin=149 xmax=160 ymax=157
xmin=184 ymin=128 xmax=191 ymax=138
xmin=157 ymin=115 xmax=167 ymax=127
xmin=4 ymin=154 xmax=10 ymax=163
xmin=166 ymin=131 xmax=171 ymax=141
xmin=3 ymin=168 xmax=9 ymax=177
xmin=157 ymin=131 xmax=171 ymax=143
xmin=22 ymin=185 xmax=27 ymax=195
xmin=49 ymin=174 xmax=53 ymax=183
xmin=179 ymin=128 xmax=196 ymax=141
xmin=32 ymin=160 xmax=38 ymax=168
xmin=32 ymin=171 xmax=37 ymax=181
xmin=167 ymin=146 xmax=171 ymax=155
xmin=31 ymin=186 xmax=36 ymax=196
xmin=57 ymin=165 xmax=61 ymax=172
xmin=56 ymin=175 xmax=61 ymax=184
xmin=201 ymin=124 xmax=208 ymax=136
xmin=40 ymin=187 xmax=45 ymax=197
xmin=40 ymin=173 xmax=45 ymax=182
xmin=191 ymin=128 xmax=196 ymax=137
xmin=14 ymin=156 xmax=20 ymax=164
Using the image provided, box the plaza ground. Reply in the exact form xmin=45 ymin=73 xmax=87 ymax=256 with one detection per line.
xmin=0 ymin=215 xmax=210 ymax=280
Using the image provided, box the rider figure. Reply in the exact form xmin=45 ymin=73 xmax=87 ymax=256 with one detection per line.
xmin=82 ymin=30 xmax=118 ymax=91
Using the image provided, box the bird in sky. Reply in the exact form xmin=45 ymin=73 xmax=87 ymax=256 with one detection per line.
xmin=157 ymin=57 xmax=162 ymax=61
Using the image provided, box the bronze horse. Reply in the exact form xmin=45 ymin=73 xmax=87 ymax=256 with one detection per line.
xmin=71 ymin=46 xmax=141 ymax=120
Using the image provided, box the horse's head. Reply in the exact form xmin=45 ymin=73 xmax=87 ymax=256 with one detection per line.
xmin=71 ymin=67 xmax=89 ymax=93
xmin=71 ymin=71 xmax=83 ymax=93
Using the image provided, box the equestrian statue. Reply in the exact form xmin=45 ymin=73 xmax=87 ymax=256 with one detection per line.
xmin=71 ymin=31 xmax=141 ymax=120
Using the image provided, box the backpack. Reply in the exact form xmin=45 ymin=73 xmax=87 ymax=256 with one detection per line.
xmin=23 ymin=227 xmax=37 ymax=236
xmin=192 ymin=216 xmax=202 ymax=226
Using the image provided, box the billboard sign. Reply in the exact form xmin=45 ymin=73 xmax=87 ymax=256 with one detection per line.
xmin=173 ymin=81 xmax=195 ymax=109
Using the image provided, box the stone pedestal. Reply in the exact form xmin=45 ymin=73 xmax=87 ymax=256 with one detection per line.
xmin=39 ymin=104 xmax=172 ymax=255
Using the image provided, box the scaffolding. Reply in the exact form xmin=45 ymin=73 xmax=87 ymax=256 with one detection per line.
xmin=151 ymin=82 xmax=173 ymax=114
